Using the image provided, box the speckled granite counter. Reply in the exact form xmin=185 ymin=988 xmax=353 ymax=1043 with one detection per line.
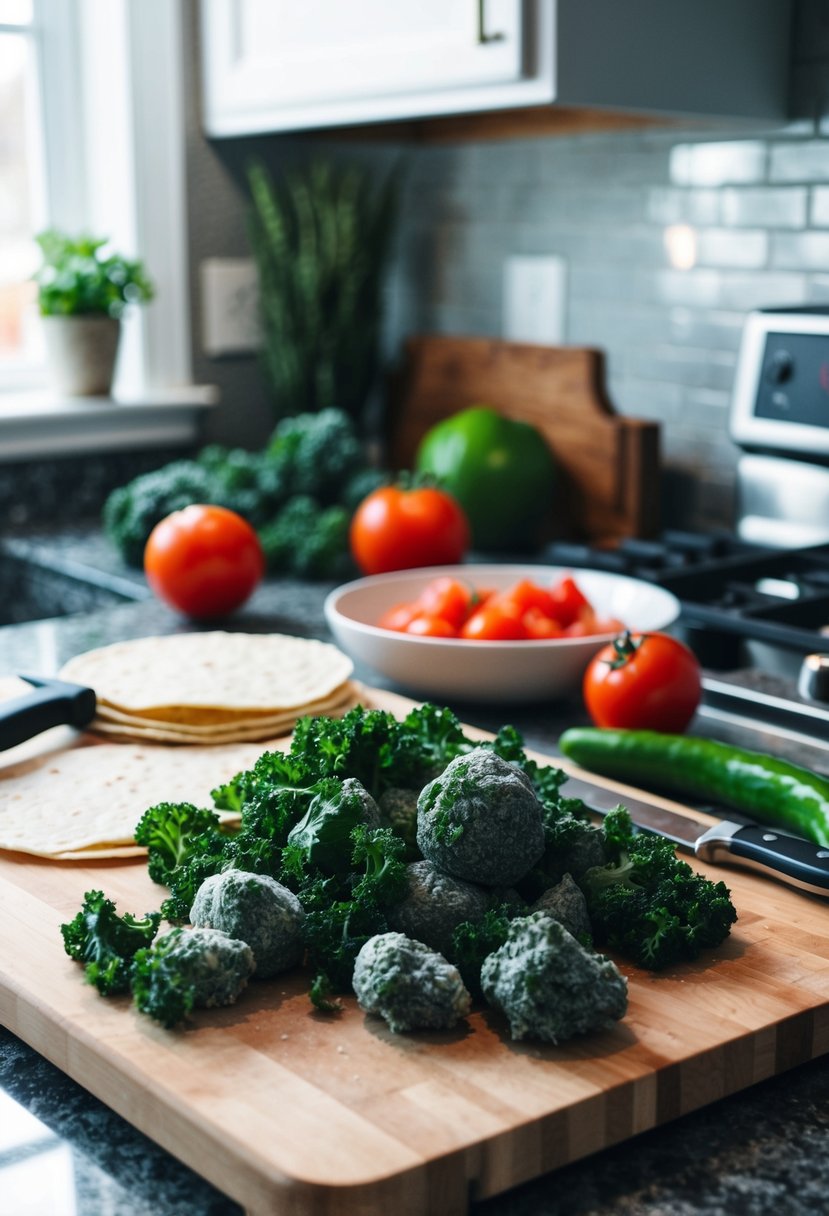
xmin=1 ymin=542 xmax=829 ymax=1216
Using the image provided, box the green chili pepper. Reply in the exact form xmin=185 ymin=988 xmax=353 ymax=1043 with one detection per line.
xmin=558 ymin=727 xmax=829 ymax=848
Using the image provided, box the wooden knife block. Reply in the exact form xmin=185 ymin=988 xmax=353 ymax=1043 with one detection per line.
xmin=384 ymin=336 xmax=661 ymax=545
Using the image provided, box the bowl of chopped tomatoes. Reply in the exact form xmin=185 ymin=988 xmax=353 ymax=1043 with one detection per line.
xmin=324 ymin=565 xmax=680 ymax=702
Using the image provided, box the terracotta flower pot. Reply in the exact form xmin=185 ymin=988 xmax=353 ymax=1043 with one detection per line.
xmin=41 ymin=315 xmax=122 ymax=397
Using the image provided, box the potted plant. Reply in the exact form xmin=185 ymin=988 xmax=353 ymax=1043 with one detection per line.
xmin=34 ymin=230 xmax=155 ymax=396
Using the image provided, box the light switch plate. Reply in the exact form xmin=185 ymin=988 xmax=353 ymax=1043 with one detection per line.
xmin=200 ymin=257 xmax=261 ymax=356
xmin=503 ymin=255 xmax=567 ymax=345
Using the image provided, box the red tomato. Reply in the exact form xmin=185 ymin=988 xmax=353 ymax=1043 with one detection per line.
xmin=377 ymin=602 xmax=419 ymax=632
xmin=144 ymin=504 xmax=264 ymax=619
xmin=461 ymin=597 xmax=529 ymax=641
xmin=404 ymin=614 xmax=458 ymax=638
xmin=349 ymin=485 xmax=470 ymax=576
xmin=547 ymin=575 xmax=592 ymax=627
xmin=582 ymin=631 xmax=702 ymax=732
xmin=415 ymin=576 xmax=476 ymax=629
xmin=498 ymin=578 xmax=556 ymax=619
xmin=523 ymin=607 xmax=564 ymax=639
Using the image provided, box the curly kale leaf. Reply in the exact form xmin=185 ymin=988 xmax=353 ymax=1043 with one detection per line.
xmin=449 ymin=904 xmax=514 ymax=1000
xmin=134 ymin=802 xmax=227 ymax=887
xmin=579 ymin=807 xmax=737 ymax=970
xmin=60 ymin=890 xmax=161 ymax=996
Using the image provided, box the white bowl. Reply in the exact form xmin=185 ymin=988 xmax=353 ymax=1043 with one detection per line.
xmin=324 ymin=564 xmax=681 ymax=704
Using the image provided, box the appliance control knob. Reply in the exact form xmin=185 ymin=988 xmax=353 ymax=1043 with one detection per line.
xmin=765 ymin=349 xmax=794 ymax=385
xmin=797 ymin=653 xmax=829 ymax=703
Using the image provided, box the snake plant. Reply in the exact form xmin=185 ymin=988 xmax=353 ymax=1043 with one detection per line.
xmin=247 ymin=160 xmax=398 ymax=427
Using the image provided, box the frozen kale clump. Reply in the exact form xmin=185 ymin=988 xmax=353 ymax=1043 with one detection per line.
xmin=387 ymin=860 xmax=489 ymax=958
xmin=530 ymin=873 xmax=592 ymax=943
xmin=352 ymin=932 xmax=471 ymax=1034
xmin=416 ymin=748 xmax=545 ymax=887
xmin=378 ymin=786 xmax=420 ymax=857
xmin=480 ymin=911 xmax=628 ymax=1044
xmin=190 ymin=870 xmax=305 ymax=979
xmin=132 ymin=927 xmax=256 ymax=1028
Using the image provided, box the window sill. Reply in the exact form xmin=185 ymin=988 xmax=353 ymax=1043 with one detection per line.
xmin=0 ymin=387 xmax=219 ymax=461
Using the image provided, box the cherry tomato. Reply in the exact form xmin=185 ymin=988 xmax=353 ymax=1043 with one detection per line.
xmin=582 ymin=631 xmax=702 ymax=732
xmin=461 ymin=597 xmax=529 ymax=641
xmin=349 ymin=485 xmax=470 ymax=576
xmin=144 ymin=504 xmax=264 ymax=619
xmin=497 ymin=577 xmax=556 ymax=620
xmin=522 ymin=607 xmax=564 ymax=639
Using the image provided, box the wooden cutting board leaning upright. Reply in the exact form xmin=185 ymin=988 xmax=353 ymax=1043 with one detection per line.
xmin=384 ymin=335 xmax=662 ymax=545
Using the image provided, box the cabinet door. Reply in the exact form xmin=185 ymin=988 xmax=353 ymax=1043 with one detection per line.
xmin=202 ymin=0 xmax=548 ymax=135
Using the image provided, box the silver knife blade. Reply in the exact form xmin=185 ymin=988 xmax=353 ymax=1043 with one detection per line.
xmin=561 ymin=774 xmax=829 ymax=898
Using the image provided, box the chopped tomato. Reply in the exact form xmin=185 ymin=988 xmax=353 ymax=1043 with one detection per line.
xmin=378 ymin=602 xmax=419 ymax=632
xmin=375 ymin=571 xmax=625 ymax=643
xmin=415 ymin=576 xmax=476 ymax=630
xmin=461 ymin=598 xmax=529 ymax=641
xmin=547 ymin=575 xmax=591 ymax=627
xmin=404 ymin=614 xmax=458 ymax=638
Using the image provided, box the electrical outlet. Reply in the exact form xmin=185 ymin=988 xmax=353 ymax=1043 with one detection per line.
xmin=503 ymin=255 xmax=567 ymax=345
xmin=200 ymin=257 xmax=261 ymax=356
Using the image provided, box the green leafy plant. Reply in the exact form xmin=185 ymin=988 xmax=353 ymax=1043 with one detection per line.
xmin=247 ymin=160 xmax=398 ymax=426
xmin=34 ymin=230 xmax=154 ymax=318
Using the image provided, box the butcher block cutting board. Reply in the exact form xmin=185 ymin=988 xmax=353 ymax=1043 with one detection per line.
xmin=1 ymin=688 xmax=828 ymax=1216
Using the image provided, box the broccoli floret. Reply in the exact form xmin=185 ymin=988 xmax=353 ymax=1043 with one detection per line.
xmin=267 ymin=408 xmax=363 ymax=501
xmin=131 ymin=927 xmax=256 ymax=1029
xmin=102 ymin=461 xmax=215 ymax=567
xmin=340 ymin=466 xmax=388 ymax=512
xmin=481 ymin=912 xmax=628 ymax=1043
xmin=258 ymin=496 xmax=351 ymax=579
xmin=60 ymin=890 xmax=161 ymax=996
xmin=416 ymin=748 xmax=545 ymax=887
xmin=190 ymin=870 xmax=305 ymax=979
xmin=387 ymin=860 xmax=488 ymax=959
xmin=352 ymin=932 xmax=472 ymax=1034
xmin=530 ymin=873 xmax=592 ymax=944
xmin=579 ymin=807 xmax=737 ymax=970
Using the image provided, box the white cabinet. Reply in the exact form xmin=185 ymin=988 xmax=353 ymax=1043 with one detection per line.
xmin=201 ymin=0 xmax=791 ymax=138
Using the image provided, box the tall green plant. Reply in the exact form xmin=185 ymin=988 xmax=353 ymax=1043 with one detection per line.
xmin=247 ymin=161 xmax=398 ymax=427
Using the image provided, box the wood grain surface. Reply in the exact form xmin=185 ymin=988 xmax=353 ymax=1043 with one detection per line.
xmin=1 ymin=689 xmax=828 ymax=1216
xmin=385 ymin=336 xmax=661 ymax=544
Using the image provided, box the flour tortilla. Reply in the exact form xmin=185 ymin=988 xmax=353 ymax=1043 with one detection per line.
xmin=0 ymin=739 xmax=266 ymax=857
xmin=59 ymin=632 xmax=354 ymax=724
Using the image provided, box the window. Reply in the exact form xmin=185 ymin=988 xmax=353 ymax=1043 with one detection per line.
xmin=0 ymin=0 xmax=201 ymax=428
xmin=0 ymin=1 xmax=46 ymax=386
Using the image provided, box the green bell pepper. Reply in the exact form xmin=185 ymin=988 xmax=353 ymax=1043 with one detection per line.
xmin=414 ymin=405 xmax=556 ymax=552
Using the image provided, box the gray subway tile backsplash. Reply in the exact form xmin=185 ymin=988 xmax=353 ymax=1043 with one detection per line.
xmin=370 ymin=37 xmax=829 ymax=533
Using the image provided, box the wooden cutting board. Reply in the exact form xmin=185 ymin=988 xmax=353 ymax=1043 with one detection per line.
xmin=1 ymin=689 xmax=828 ymax=1216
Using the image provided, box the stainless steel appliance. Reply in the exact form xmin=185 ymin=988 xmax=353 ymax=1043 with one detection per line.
xmin=731 ymin=306 xmax=829 ymax=548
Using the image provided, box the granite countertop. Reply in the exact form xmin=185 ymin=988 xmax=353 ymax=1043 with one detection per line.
xmin=1 ymin=531 xmax=829 ymax=1216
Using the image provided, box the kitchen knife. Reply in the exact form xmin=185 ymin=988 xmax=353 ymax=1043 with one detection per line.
xmin=0 ymin=675 xmax=96 ymax=752
xmin=562 ymin=774 xmax=829 ymax=898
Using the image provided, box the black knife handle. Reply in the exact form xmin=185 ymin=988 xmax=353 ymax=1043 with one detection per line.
xmin=695 ymin=821 xmax=829 ymax=897
xmin=0 ymin=682 xmax=96 ymax=752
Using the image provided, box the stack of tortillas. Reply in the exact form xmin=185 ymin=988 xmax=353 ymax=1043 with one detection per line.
xmin=58 ymin=631 xmax=358 ymax=745
xmin=0 ymin=632 xmax=358 ymax=859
